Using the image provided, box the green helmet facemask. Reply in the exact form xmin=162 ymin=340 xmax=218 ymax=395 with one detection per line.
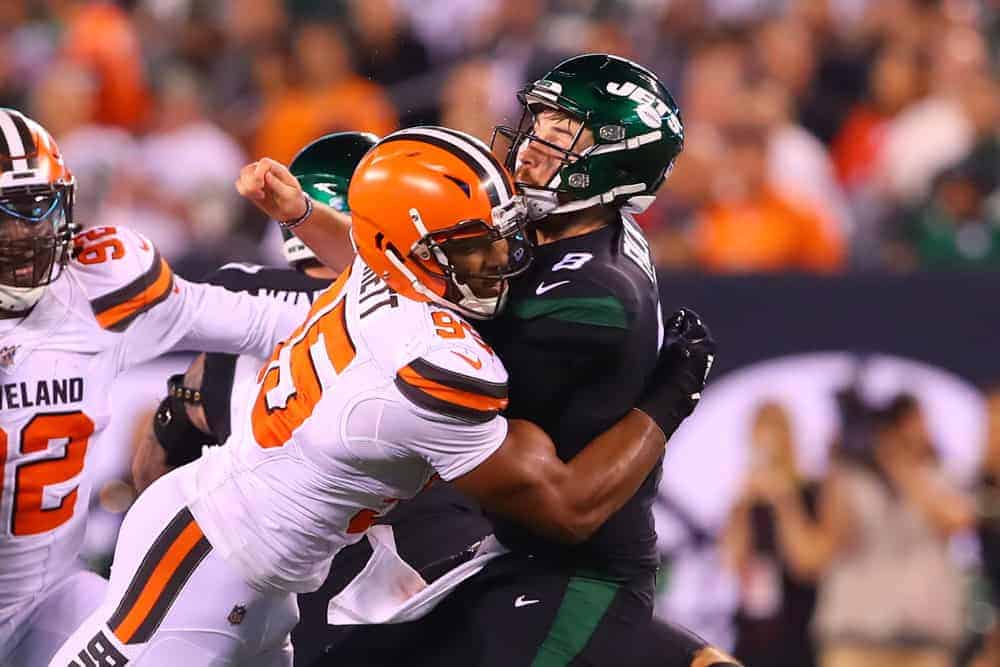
xmin=283 ymin=131 xmax=379 ymax=267
xmin=492 ymin=53 xmax=684 ymax=221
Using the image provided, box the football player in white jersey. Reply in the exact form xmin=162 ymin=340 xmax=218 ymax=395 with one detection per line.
xmin=0 ymin=108 xmax=308 ymax=666
xmin=50 ymin=127 xmax=693 ymax=667
xmin=130 ymin=132 xmax=375 ymax=495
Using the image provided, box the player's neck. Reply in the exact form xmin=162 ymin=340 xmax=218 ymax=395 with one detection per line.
xmin=533 ymin=206 xmax=618 ymax=246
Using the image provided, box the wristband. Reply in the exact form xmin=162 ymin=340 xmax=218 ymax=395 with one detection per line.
xmin=279 ymin=194 xmax=313 ymax=232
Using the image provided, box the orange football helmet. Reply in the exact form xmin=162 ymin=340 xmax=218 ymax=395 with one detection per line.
xmin=0 ymin=108 xmax=75 ymax=314
xmin=349 ymin=126 xmax=531 ymax=319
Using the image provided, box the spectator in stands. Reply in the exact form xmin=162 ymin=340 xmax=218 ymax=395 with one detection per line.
xmin=438 ymin=59 xmax=509 ymax=144
xmin=349 ymin=0 xmax=429 ymax=87
xmin=722 ymin=401 xmax=821 ymax=667
xmin=0 ymin=0 xmax=59 ymax=110
xmin=810 ymin=393 xmax=973 ymax=667
xmin=30 ymin=62 xmax=136 ymax=227
xmin=61 ymin=0 xmax=150 ymax=131
xmin=348 ymin=0 xmax=432 ymax=126
xmin=831 ymin=42 xmax=925 ymax=198
xmin=691 ymin=97 xmax=845 ymax=273
xmin=131 ymin=66 xmax=248 ymax=267
xmin=479 ymin=0 xmax=566 ymax=88
xmin=974 ymin=385 xmax=1000 ymax=667
xmin=254 ymin=21 xmax=397 ymax=163
xmin=878 ymin=25 xmax=990 ymax=206
xmin=893 ymin=159 xmax=1000 ymax=271
xmin=209 ymin=0 xmax=291 ymax=146
xmin=755 ymin=81 xmax=851 ymax=242
xmin=886 ymin=69 xmax=1000 ymax=271
xmin=639 ymin=35 xmax=745 ymax=269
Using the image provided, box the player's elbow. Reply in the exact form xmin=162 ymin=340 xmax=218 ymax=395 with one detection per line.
xmin=553 ymin=510 xmax=602 ymax=544
xmin=530 ymin=480 xmax=604 ymax=544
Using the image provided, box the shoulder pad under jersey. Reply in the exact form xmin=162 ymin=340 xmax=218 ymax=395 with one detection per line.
xmin=70 ymin=225 xmax=175 ymax=332
xmin=394 ymin=309 xmax=508 ymax=424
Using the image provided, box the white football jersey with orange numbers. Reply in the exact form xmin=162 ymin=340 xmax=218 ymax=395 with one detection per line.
xmin=0 ymin=226 xmax=305 ymax=629
xmin=184 ymin=256 xmax=510 ymax=594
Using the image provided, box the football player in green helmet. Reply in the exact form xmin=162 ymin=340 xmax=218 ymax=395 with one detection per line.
xmin=132 ymin=132 xmax=377 ymax=492
xmin=238 ymin=55 xmax=734 ymax=667
xmin=352 ymin=54 xmax=734 ymax=667
xmin=493 ymin=52 xmax=684 ymax=225
xmin=281 ymin=131 xmax=379 ymax=268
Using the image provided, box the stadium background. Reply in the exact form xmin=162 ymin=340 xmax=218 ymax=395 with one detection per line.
xmin=4 ymin=0 xmax=999 ymax=665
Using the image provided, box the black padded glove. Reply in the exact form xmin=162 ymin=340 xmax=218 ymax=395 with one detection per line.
xmin=636 ymin=308 xmax=716 ymax=438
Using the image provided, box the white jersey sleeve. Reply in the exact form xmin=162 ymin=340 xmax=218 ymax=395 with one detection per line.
xmin=70 ymin=225 xmax=307 ymax=372
xmin=381 ymin=340 xmax=510 ymax=481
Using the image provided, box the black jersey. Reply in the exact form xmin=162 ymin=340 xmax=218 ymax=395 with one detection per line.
xmin=478 ymin=215 xmax=664 ymax=578
xmin=200 ymin=263 xmax=331 ymax=441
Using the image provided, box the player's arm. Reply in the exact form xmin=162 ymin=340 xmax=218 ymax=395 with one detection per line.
xmin=132 ymin=354 xmax=214 ymax=492
xmin=73 ymin=226 xmax=307 ymax=370
xmin=113 ymin=272 xmax=307 ymax=372
xmin=235 ymin=158 xmax=355 ymax=272
xmin=131 ymin=262 xmax=270 ymax=492
xmin=455 ymin=310 xmax=712 ymax=543
xmin=455 ymin=412 xmax=663 ymax=544
xmin=384 ymin=308 xmax=697 ymax=546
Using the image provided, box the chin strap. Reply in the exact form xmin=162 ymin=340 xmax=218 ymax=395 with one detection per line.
xmin=0 ymin=284 xmax=46 ymax=314
xmin=518 ymin=174 xmax=650 ymax=221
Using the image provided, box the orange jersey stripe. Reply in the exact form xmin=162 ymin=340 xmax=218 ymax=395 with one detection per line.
xmin=112 ymin=519 xmax=205 ymax=644
xmin=397 ymin=364 xmax=508 ymax=413
xmin=95 ymin=258 xmax=174 ymax=330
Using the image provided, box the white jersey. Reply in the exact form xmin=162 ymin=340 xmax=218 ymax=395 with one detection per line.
xmin=0 ymin=226 xmax=304 ymax=626
xmin=186 ymin=256 xmax=510 ymax=594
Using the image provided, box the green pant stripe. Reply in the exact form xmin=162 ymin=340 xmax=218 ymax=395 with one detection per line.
xmin=530 ymin=575 xmax=621 ymax=667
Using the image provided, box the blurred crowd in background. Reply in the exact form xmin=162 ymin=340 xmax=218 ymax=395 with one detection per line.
xmin=722 ymin=385 xmax=995 ymax=667
xmin=2 ymin=0 xmax=999 ymax=277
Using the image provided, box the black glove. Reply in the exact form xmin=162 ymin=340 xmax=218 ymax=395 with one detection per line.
xmin=153 ymin=375 xmax=220 ymax=468
xmin=637 ymin=308 xmax=716 ymax=438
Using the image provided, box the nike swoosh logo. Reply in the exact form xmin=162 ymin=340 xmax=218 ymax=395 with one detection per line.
xmin=535 ymin=280 xmax=570 ymax=296
xmin=451 ymin=351 xmax=482 ymax=370
xmin=514 ymin=595 xmax=540 ymax=608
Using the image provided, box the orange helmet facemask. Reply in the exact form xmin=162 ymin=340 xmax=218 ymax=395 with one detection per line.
xmin=0 ymin=108 xmax=75 ymax=314
xmin=350 ymin=126 xmax=532 ymax=319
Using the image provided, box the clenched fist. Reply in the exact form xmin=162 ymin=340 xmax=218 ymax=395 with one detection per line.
xmin=235 ymin=158 xmax=308 ymax=222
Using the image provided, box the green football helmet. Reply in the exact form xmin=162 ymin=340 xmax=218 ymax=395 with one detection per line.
xmin=284 ymin=131 xmax=379 ymax=267
xmin=493 ymin=53 xmax=684 ymax=220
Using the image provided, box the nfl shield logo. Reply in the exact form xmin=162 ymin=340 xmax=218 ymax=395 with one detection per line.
xmin=0 ymin=345 xmax=17 ymax=368
xmin=227 ymin=604 xmax=247 ymax=625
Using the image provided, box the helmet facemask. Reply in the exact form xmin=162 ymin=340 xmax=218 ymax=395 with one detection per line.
xmin=403 ymin=197 xmax=533 ymax=320
xmin=492 ymin=99 xmax=594 ymax=222
xmin=0 ymin=183 xmax=74 ymax=314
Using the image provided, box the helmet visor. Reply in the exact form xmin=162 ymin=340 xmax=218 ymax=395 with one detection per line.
xmin=0 ymin=191 xmax=68 ymax=289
